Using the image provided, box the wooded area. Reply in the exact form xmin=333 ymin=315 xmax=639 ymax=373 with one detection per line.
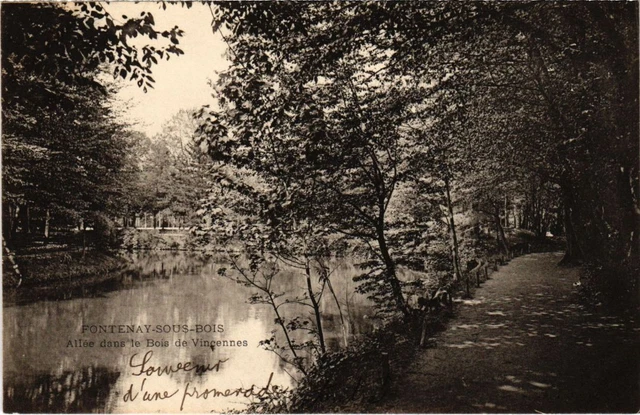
xmin=2 ymin=2 xmax=638 ymax=411
xmin=196 ymin=1 xmax=639 ymax=315
xmin=2 ymin=4 xmax=211 ymax=251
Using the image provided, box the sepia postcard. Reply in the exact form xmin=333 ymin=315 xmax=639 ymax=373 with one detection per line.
xmin=2 ymin=1 xmax=639 ymax=413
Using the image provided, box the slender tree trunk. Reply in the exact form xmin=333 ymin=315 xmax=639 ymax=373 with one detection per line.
xmin=444 ymin=178 xmax=462 ymax=281
xmin=305 ymin=260 xmax=326 ymax=355
xmin=530 ymin=184 xmax=538 ymax=232
xmin=537 ymin=201 xmax=544 ymax=237
xmin=320 ymin=263 xmax=349 ymax=347
xmin=267 ymin=290 xmax=307 ymax=376
xmin=25 ymin=206 xmax=31 ymax=235
xmin=7 ymin=205 xmax=15 ymax=241
xmin=494 ymin=206 xmax=510 ymax=255
xmin=541 ymin=208 xmax=551 ymax=236
xmin=504 ymin=195 xmax=509 ymax=228
xmin=376 ymin=223 xmax=410 ymax=317
xmin=80 ymin=219 xmax=86 ymax=257
xmin=531 ymin=185 xmax=540 ymax=237
xmin=44 ymin=209 xmax=50 ymax=239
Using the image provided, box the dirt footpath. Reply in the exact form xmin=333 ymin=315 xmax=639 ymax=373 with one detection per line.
xmin=373 ymin=252 xmax=640 ymax=413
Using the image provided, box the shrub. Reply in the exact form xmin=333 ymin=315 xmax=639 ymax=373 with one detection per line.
xmin=91 ymin=213 xmax=120 ymax=251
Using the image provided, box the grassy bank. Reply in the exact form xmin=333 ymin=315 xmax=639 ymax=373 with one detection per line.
xmin=3 ymin=244 xmax=127 ymax=304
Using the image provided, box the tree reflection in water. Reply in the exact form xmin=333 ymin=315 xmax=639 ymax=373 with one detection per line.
xmin=3 ymin=251 xmax=377 ymax=412
xmin=4 ymin=365 xmax=119 ymax=413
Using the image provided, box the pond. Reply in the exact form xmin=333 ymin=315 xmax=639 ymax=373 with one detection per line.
xmin=3 ymin=251 xmax=375 ymax=413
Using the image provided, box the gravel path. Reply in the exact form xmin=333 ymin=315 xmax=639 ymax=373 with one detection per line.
xmin=374 ymin=252 xmax=639 ymax=413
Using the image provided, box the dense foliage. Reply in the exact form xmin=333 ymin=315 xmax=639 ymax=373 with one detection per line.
xmin=2 ymin=2 xmax=187 ymax=247
xmin=196 ymin=2 xmax=638 ymax=316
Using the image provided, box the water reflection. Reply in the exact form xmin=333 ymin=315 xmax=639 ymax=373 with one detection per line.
xmin=3 ymin=250 xmax=373 ymax=413
xmin=4 ymin=365 xmax=120 ymax=413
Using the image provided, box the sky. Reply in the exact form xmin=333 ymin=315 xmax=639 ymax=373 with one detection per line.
xmin=105 ymin=2 xmax=229 ymax=137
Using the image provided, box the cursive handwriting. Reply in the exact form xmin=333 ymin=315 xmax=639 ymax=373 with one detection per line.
xmin=129 ymin=350 xmax=227 ymax=377
xmin=122 ymin=352 xmax=283 ymax=411
xmin=123 ymin=378 xmax=179 ymax=402
xmin=121 ymin=371 xmax=283 ymax=411
xmin=180 ymin=372 xmax=280 ymax=411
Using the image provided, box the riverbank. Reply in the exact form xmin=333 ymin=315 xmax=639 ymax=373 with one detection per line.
xmin=120 ymin=228 xmax=190 ymax=250
xmin=3 ymin=244 xmax=128 ymax=305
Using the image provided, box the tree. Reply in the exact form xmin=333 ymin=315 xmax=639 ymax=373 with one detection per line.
xmin=204 ymin=1 xmax=638 ymax=307
xmin=199 ymin=2 xmax=453 ymax=318
xmin=191 ymin=159 xmax=347 ymax=372
xmin=120 ymin=110 xmax=213 ymax=230
xmin=2 ymin=2 xmax=186 ymax=246
xmin=2 ymin=80 xmax=130 ymax=240
xmin=445 ymin=2 xmax=638 ymax=274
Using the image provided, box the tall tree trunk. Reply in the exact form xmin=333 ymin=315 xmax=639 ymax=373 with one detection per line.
xmin=504 ymin=195 xmax=509 ymax=228
xmin=444 ymin=178 xmax=462 ymax=281
xmin=518 ymin=205 xmax=524 ymax=229
xmin=560 ymin=187 xmax=583 ymax=264
xmin=541 ymin=207 xmax=551 ymax=236
xmin=522 ymin=201 xmax=530 ymax=229
xmin=494 ymin=206 xmax=510 ymax=255
xmin=537 ymin=201 xmax=544 ymax=237
xmin=531 ymin=184 xmax=542 ymax=237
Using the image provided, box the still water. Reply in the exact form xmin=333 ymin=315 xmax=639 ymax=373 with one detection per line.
xmin=3 ymin=251 xmax=374 ymax=413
